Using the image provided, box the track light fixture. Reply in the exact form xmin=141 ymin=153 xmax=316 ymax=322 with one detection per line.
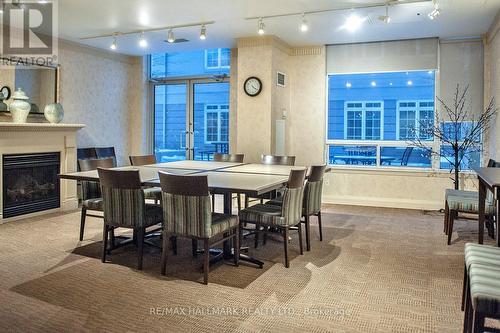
xmin=378 ymin=3 xmax=391 ymax=23
xmin=300 ymin=13 xmax=309 ymax=32
xmin=167 ymin=29 xmax=175 ymax=43
xmin=258 ymin=18 xmax=265 ymax=35
xmin=139 ymin=32 xmax=148 ymax=48
xmin=428 ymin=0 xmax=440 ymax=20
xmin=199 ymin=25 xmax=206 ymax=40
xmin=110 ymin=36 xmax=118 ymax=50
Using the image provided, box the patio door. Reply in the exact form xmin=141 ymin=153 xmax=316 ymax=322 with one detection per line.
xmin=153 ymin=80 xmax=229 ymax=162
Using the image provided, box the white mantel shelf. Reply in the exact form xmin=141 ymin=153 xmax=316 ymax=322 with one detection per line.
xmin=0 ymin=122 xmax=85 ymax=131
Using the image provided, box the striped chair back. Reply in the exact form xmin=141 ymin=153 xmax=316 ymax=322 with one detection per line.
xmin=213 ymin=153 xmax=244 ymax=163
xmin=159 ymin=173 xmax=212 ymax=238
xmin=129 ymin=155 xmax=156 ymax=166
xmin=78 ymin=158 xmax=114 ymax=200
xmin=261 ymin=155 xmax=296 ymax=166
xmin=97 ymin=168 xmax=146 ymax=228
xmin=280 ymin=169 xmax=307 ymax=226
xmin=303 ymin=165 xmax=327 ymax=215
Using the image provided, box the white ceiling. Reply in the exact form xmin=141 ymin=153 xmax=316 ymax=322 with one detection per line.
xmin=58 ymin=0 xmax=500 ymax=56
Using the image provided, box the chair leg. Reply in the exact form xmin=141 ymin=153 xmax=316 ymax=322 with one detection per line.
xmin=137 ymin=227 xmax=144 ymax=270
xmin=462 ymin=264 xmax=468 ymax=311
xmin=192 ymin=238 xmax=198 ymax=257
xmin=245 ymin=196 xmax=249 ymax=208
xmin=254 ymin=223 xmax=260 ymax=248
xmin=101 ymin=224 xmax=108 ymax=263
xmin=171 ymin=236 xmax=178 ymax=255
xmin=237 ymin=194 xmax=242 ymax=212
xmin=79 ymin=207 xmax=87 ymax=241
xmin=297 ymin=222 xmax=303 ymax=255
xmin=160 ymin=233 xmax=169 ymax=276
xmin=234 ymin=226 xmax=240 ymax=267
xmin=444 ymin=201 xmax=449 ymax=234
xmin=203 ymin=238 xmax=209 ymax=285
xmin=212 ymin=195 xmax=216 ymax=212
xmin=463 ymin=280 xmax=471 ymax=333
xmin=263 ymin=226 xmax=268 ymax=246
xmin=283 ymin=227 xmax=290 ymax=268
xmin=318 ymin=211 xmax=323 ymax=242
xmin=305 ymin=215 xmax=311 ymax=251
xmin=472 ymin=311 xmax=485 ymax=333
xmin=447 ymin=210 xmax=455 ymax=245
xmin=109 ymin=227 xmax=115 ymax=251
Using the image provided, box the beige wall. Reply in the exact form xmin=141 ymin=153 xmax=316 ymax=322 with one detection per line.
xmin=486 ymin=11 xmax=500 ymax=160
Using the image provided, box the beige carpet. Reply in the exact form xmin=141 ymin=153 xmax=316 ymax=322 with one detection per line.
xmin=0 ymin=204 xmax=497 ymax=332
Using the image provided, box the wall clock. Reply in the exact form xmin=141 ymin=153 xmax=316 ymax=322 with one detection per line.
xmin=0 ymin=86 xmax=11 ymax=100
xmin=244 ymin=77 xmax=262 ymax=97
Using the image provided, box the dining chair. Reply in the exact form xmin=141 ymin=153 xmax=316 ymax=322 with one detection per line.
xmin=129 ymin=154 xmax=162 ymax=204
xmin=97 ymin=168 xmax=163 ymax=270
xmin=267 ymin=165 xmax=327 ymax=251
xmin=212 ymin=153 xmax=245 ymax=212
xmin=445 ymin=159 xmax=498 ymax=245
xmin=77 ymin=157 xmax=114 ymax=241
xmin=244 ymin=154 xmax=296 ymax=208
xmin=159 ymin=173 xmax=239 ymax=284
xmin=239 ymin=169 xmax=306 ymax=268
xmin=95 ymin=147 xmax=117 ymax=167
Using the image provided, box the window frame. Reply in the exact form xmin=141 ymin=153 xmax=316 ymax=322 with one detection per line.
xmin=204 ymin=48 xmax=231 ymax=70
xmin=396 ymin=100 xmax=435 ymax=140
xmin=204 ymin=103 xmax=230 ymax=144
xmin=343 ymin=101 xmax=384 ymax=140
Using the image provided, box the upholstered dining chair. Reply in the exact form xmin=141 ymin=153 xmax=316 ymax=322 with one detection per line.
xmin=77 ymin=158 xmax=114 ymax=241
xmin=159 ymin=173 xmax=239 ymax=284
xmin=129 ymin=154 xmax=162 ymax=204
xmin=239 ymin=169 xmax=306 ymax=268
xmin=267 ymin=165 xmax=327 ymax=251
xmin=445 ymin=159 xmax=498 ymax=245
xmin=212 ymin=153 xmax=245 ymax=212
xmin=95 ymin=147 xmax=117 ymax=167
xmin=97 ymin=168 xmax=163 ymax=270
xmin=244 ymin=154 xmax=296 ymax=208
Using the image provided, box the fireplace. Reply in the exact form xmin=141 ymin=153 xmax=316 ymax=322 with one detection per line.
xmin=2 ymin=153 xmax=61 ymax=219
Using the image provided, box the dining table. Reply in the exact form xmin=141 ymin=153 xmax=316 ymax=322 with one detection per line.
xmin=475 ymin=167 xmax=500 ymax=246
xmin=59 ymin=160 xmax=308 ymax=268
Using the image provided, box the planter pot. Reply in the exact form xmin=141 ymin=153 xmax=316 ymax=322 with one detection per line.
xmin=9 ymin=88 xmax=31 ymax=123
xmin=44 ymin=103 xmax=64 ymax=124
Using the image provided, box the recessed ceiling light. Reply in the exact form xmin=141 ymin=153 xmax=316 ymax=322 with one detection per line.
xmin=300 ymin=14 xmax=309 ymax=32
xmin=389 ymin=82 xmax=393 ymax=86
xmin=428 ymin=70 xmax=433 ymax=74
xmin=371 ymin=81 xmax=377 ymax=87
xmin=258 ymin=18 xmax=265 ymax=35
xmin=346 ymin=82 xmax=352 ymax=88
xmin=407 ymin=80 xmax=413 ymax=86
xmin=342 ymin=14 xmax=365 ymax=32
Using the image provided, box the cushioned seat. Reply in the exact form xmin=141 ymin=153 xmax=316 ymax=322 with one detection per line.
xmin=446 ymin=194 xmax=496 ymax=215
xmin=211 ymin=213 xmax=239 ymax=237
xmin=445 ymin=189 xmax=478 ymax=199
xmin=469 ymin=263 xmax=500 ymax=316
xmin=143 ymin=187 xmax=162 ymax=201
xmin=82 ymin=198 xmax=103 ymax=211
xmin=239 ymin=203 xmax=289 ymax=226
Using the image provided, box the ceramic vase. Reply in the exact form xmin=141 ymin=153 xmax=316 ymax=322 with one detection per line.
xmin=44 ymin=103 xmax=64 ymax=124
xmin=9 ymin=88 xmax=31 ymax=123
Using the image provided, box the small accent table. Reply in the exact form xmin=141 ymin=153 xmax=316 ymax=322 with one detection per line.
xmin=475 ymin=167 xmax=500 ymax=246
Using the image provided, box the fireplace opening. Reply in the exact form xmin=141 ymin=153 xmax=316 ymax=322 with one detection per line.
xmin=2 ymin=153 xmax=60 ymax=219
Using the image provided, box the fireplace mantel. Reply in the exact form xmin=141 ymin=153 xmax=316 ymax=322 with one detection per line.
xmin=0 ymin=122 xmax=85 ymax=222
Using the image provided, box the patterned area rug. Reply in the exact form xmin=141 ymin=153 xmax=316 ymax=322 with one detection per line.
xmin=0 ymin=204 xmax=497 ymax=332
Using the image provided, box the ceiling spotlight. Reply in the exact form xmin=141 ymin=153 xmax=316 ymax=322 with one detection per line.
xmin=258 ymin=18 xmax=265 ymax=35
xmin=199 ymin=25 xmax=207 ymax=40
xmin=167 ymin=29 xmax=175 ymax=43
xmin=342 ymin=14 xmax=365 ymax=32
xmin=139 ymin=32 xmax=148 ymax=48
xmin=428 ymin=0 xmax=441 ymax=20
xmin=407 ymin=80 xmax=413 ymax=86
xmin=371 ymin=81 xmax=377 ymax=87
xmin=378 ymin=3 xmax=391 ymax=24
xmin=346 ymin=82 xmax=352 ymax=88
xmin=300 ymin=14 xmax=309 ymax=32
xmin=110 ymin=36 xmax=117 ymax=50
xmin=38 ymin=0 xmax=48 ymax=3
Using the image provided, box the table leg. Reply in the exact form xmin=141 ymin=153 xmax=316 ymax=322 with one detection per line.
xmin=496 ymin=190 xmax=500 ymax=247
xmin=478 ymin=179 xmax=486 ymax=244
xmin=223 ymin=192 xmax=232 ymax=258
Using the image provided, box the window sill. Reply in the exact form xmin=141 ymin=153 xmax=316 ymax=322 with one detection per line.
xmin=327 ymin=164 xmax=477 ymax=177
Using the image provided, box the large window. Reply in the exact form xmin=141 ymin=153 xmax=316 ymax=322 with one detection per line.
xmin=205 ymin=49 xmax=230 ymax=69
xmin=204 ymin=104 xmax=229 ymax=143
xmin=327 ymin=71 xmax=435 ymax=168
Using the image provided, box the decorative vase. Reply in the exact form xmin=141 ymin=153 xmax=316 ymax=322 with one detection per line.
xmin=9 ymin=88 xmax=31 ymax=123
xmin=44 ymin=103 xmax=64 ymax=124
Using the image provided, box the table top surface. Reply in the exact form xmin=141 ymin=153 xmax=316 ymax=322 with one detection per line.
xmin=474 ymin=167 xmax=500 ymax=188
xmin=61 ymin=166 xmax=197 ymax=182
xmin=143 ymin=160 xmax=244 ymax=171
xmin=219 ymin=164 xmax=307 ymax=176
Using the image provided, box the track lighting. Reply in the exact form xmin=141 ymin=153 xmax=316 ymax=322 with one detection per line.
xmin=199 ymin=25 xmax=206 ymax=40
xmin=167 ymin=29 xmax=175 ymax=43
xmin=258 ymin=18 xmax=265 ymax=35
xmin=300 ymin=14 xmax=308 ymax=32
xmin=428 ymin=0 xmax=440 ymax=20
xmin=139 ymin=32 xmax=148 ymax=48
xmin=110 ymin=36 xmax=117 ymax=50
xmin=378 ymin=3 xmax=391 ymax=24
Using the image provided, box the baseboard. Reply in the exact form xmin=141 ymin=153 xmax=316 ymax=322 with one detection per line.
xmin=323 ymin=195 xmax=442 ymax=211
xmin=61 ymin=198 xmax=79 ymax=211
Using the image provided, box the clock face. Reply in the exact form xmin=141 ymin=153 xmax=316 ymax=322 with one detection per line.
xmin=244 ymin=77 xmax=262 ymax=97
xmin=0 ymin=86 xmax=11 ymax=100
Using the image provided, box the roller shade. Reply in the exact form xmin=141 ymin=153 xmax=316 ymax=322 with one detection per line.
xmin=327 ymin=38 xmax=438 ymax=74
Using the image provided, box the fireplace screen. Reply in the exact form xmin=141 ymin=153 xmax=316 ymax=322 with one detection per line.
xmin=2 ymin=153 xmax=60 ymax=218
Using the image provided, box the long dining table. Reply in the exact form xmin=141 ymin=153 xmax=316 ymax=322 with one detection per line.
xmin=59 ymin=160 xmax=309 ymax=268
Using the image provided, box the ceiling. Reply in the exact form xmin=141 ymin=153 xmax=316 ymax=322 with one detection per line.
xmin=57 ymin=0 xmax=500 ymax=56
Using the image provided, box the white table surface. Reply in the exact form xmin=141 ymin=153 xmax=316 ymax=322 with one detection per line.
xmin=143 ymin=160 xmax=244 ymax=171
xmin=61 ymin=166 xmax=197 ymax=182
xmin=219 ymin=164 xmax=307 ymax=176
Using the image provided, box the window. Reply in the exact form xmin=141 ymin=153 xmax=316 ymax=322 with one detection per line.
xmin=204 ymin=104 xmax=229 ymax=143
xmin=327 ymin=71 xmax=436 ymax=168
xmin=440 ymin=121 xmax=481 ymax=171
xmin=397 ymin=100 xmax=434 ymax=140
xmin=205 ymin=48 xmax=231 ymax=69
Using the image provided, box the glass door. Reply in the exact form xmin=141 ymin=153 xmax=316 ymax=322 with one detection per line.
xmin=153 ymin=83 xmax=188 ymax=162
xmin=153 ymin=80 xmax=230 ymax=162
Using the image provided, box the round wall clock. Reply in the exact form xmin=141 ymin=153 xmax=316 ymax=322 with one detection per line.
xmin=244 ymin=77 xmax=262 ymax=97
xmin=0 ymin=86 xmax=11 ymax=100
